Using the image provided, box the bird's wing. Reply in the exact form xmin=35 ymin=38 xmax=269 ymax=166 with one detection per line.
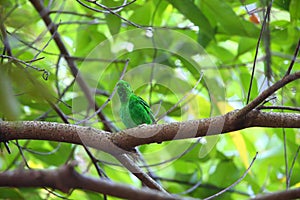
xmin=137 ymin=96 xmax=156 ymax=123
xmin=129 ymin=95 xmax=155 ymax=125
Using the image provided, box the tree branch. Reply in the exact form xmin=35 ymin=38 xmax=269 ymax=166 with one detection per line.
xmin=251 ymin=187 xmax=300 ymax=200
xmin=0 ymin=163 xmax=180 ymax=200
xmin=115 ymin=154 xmax=167 ymax=193
xmin=0 ymin=120 xmax=168 ymax=191
xmin=0 ymin=110 xmax=299 ymax=151
xmin=233 ymin=71 xmax=300 ymax=121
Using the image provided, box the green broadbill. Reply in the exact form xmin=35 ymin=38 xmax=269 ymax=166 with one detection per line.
xmin=116 ymin=80 xmax=158 ymax=180
xmin=117 ymin=80 xmax=155 ymax=128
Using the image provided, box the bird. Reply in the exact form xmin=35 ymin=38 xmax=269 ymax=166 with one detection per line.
xmin=116 ymin=80 xmax=159 ymax=181
xmin=117 ymin=80 xmax=155 ymax=128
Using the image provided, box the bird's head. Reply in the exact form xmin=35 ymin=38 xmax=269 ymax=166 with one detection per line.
xmin=117 ymin=80 xmax=133 ymax=102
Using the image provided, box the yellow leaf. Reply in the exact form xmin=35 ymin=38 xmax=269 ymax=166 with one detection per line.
xmin=229 ymin=131 xmax=249 ymax=170
xmin=217 ymin=101 xmax=234 ymax=114
xmin=218 ymin=102 xmax=250 ymax=170
xmin=293 ymin=182 xmax=300 ymax=188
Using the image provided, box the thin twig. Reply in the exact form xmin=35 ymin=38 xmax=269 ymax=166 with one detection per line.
xmin=75 ymin=59 xmax=129 ymax=126
xmin=29 ymin=22 xmax=59 ymax=66
xmin=262 ymin=3 xmax=272 ymax=83
xmin=246 ymin=1 xmax=272 ymax=104
xmin=48 ymin=10 xmax=104 ymax=19
xmin=287 ymin=145 xmax=300 ymax=188
xmin=232 ymin=71 xmax=300 ymax=122
xmin=0 ymin=55 xmax=49 ymax=79
xmin=283 ymin=128 xmax=289 ymax=189
xmin=5 ymin=32 xmax=127 ymax=63
xmin=257 ymin=105 xmax=300 ymax=112
xmin=115 ymin=154 xmax=169 ymax=193
xmin=79 ymin=138 xmax=201 ymax=183
xmin=285 ymin=38 xmax=300 ymax=76
xmin=76 ymin=0 xmax=141 ymax=28
xmin=15 ymin=140 xmax=30 ymax=169
xmin=99 ymin=0 xmax=136 ymax=11
xmin=156 ymin=72 xmax=203 ymax=122
xmin=78 ymin=0 xmax=135 ymax=13
xmin=178 ymin=178 xmax=202 ymax=195
xmin=57 ymin=20 xmax=104 ymax=25
xmin=19 ymin=142 xmax=61 ymax=155
xmin=204 ymin=152 xmax=258 ymax=200
xmin=156 ymin=177 xmax=250 ymax=196
xmin=4 ymin=140 xmax=30 ymax=171
xmin=0 ymin=12 xmax=12 ymax=56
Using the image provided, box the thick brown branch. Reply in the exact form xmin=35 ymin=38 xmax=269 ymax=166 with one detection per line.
xmin=112 ymin=110 xmax=300 ymax=149
xmin=251 ymin=187 xmax=300 ymax=200
xmin=0 ymin=121 xmax=167 ymax=191
xmin=0 ymin=110 xmax=299 ymax=151
xmin=0 ymin=164 xmax=179 ymax=200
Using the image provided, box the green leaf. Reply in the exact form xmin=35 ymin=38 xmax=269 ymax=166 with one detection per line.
xmin=161 ymin=101 xmax=182 ymax=117
xmin=29 ymin=142 xmax=72 ymax=166
xmin=208 ymin=160 xmax=240 ymax=187
xmin=19 ymin=188 xmax=43 ymax=200
xmin=167 ymin=0 xmax=214 ymax=47
xmin=240 ymin=67 xmax=258 ymax=103
xmin=274 ymin=0 xmax=291 ymax=10
xmin=238 ymin=37 xmax=257 ymax=56
xmin=0 ymin=67 xmax=20 ymax=120
xmin=105 ymin=13 xmax=121 ymax=35
xmin=200 ymin=0 xmax=259 ymax=37
xmin=289 ymin=0 xmax=300 ymax=22
xmin=129 ymin=2 xmax=153 ymax=25
xmin=75 ymin=25 xmax=107 ymax=57
xmin=207 ymin=44 xmax=236 ymax=63
xmin=0 ymin=188 xmax=24 ymax=199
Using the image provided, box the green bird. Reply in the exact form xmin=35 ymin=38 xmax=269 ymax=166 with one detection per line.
xmin=117 ymin=80 xmax=155 ymax=128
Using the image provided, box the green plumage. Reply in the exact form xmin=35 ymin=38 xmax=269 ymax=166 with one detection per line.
xmin=117 ymin=80 xmax=155 ymax=128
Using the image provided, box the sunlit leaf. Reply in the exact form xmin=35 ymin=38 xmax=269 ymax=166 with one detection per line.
xmin=0 ymin=67 xmax=20 ymax=120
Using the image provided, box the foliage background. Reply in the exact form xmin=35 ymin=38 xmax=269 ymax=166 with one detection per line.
xmin=0 ymin=0 xmax=299 ymax=199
